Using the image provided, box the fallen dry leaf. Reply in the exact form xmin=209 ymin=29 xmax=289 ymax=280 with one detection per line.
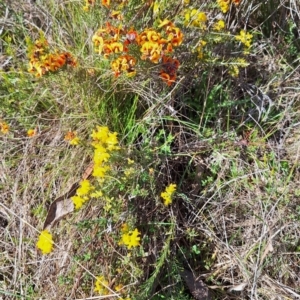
xmin=43 ymin=182 xmax=78 ymax=230
xmin=43 ymin=162 xmax=93 ymax=230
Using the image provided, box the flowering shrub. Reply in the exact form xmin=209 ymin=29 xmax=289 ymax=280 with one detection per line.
xmin=89 ymin=0 xmax=183 ymax=85
xmin=84 ymin=0 xmax=253 ymax=83
xmin=28 ymin=0 xmax=258 ymax=296
xmin=176 ymin=2 xmax=253 ymax=78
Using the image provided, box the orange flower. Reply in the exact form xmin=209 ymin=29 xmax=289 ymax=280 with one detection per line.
xmin=232 ymin=0 xmax=241 ymax=5
xmin=137 ymin=31 xmax=148 ymax=45
xmin=65 ymin=131 xmax=80 ymax=145
xmin=27 ymin=129 xmax=37 ymax=137
xmin=160 ymin=71 xmax=176 ymax=86
xmin=126 ymin=28 xmax=138 ymax=43
xmin=102 ymin=0 xmax=110 ymax=8
xmin=161 ymin=55 xmax=179 ymax=75
xmin=167 ymin=27 xmax=183 ymax=46
xmin=140 ymin=41 xmax=162 ymax=63
xmin=159 ymin=56 xmax=180 ymax=85
xmin=165 ymin=42 xmax=173 ymax=53
xmin=0 ymin=122 xmax=9 ymax=134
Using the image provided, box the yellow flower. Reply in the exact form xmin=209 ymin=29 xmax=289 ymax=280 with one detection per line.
xmin=27 ymin=129 xmax=37 ymax=137
xmin=70 ymin=137 xmax=80 ymax=145
xmin=228 ymin=58 xmax=249 ymax=77
xmin=91 ymin=126 xmax=110 ymax=144
xmin=0 ymin=122 xmax=9 ymax=134
xmin=124 ymin=167 xmax=134 ymax=177
xmin=36 ymin=230 xmax=54 ymax=254
xmin=236 ymin=58 xmax=249 ymax=67
xmin=184 ymin=9 xmax=207 ymax=28
xmin=76 ymin=179 xmax=93 ymax=196
xmin=213 ymin=20 xmax=225 ymax=31
xmin=71 ymin=195 xmax=88 ymax=209
xmin=161 ymin=183 xmax=176 ymax=206
xmin=64 ymin=131 xmax=80 ymax=145
xmin=228 ymin=65 xmax=239 ymax=77
xmin=127 ymin=158 xmax=134 ymax=164
xmin=93 ymin=146 xmax=110 ymax=164
xmin=217 ymin=0 xmax=230 ymax=13
xmin=106 ymin=132 xmax=120 ymax=151
xmin=119 ymin=228 xmax=141 ymax=249
xmin=94 ymin=275 xmax=110 ymax=295
xmin=115 ymin=283 xmax=124 ymax=292
xmin=195 ymin=39 xmax=207 ymax=59
xmin=93 ymin=164 xmax=110 ymax=178
xmin=235 ymin=29 xmax=253 ymax=48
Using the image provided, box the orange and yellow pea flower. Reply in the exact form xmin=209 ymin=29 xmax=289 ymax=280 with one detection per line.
xmin=160 ymin=72 xmax=176 ymax=86
xmin=64 ymin=131 xmax=80 ymax=145
xmin=111 ymin=55 xmax=136 ymax=77
xmin=159 ymin=55 xmax=180 ymax=86
xmin=0 ymin=122 xmax=9 ymax=134
xmin=102 ymin=0 xmax=110 ymax=8
xmin=27 ymin=129 xmax=37 ymax=137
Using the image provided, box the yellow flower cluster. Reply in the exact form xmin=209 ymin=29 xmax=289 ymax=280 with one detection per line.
xmin=138 ymin=20 xmax=183 ymax=64
xmin=36 ymin=230 xmax=54 ymax=254
xmin=111 ymin=55 xmax=136 ymax=77
xmin=196 ymin=40 xmax=207 ymax=60
xmin=213 ymin=19 xmax=226 ymax=31
xmin=184 ymin=9 xmax=207 ymax=29
xmin=161 ymin=183 xmax=176 ymax=206
xmin=217 ymin=0 xmax=241 ymax=14
xmin=68 ymin=126 xmax=119 ymax=209
xmin=119 ymin=224 xmax=141 ymax=249
xmin=94 ymin=274 xmax=131 ymax=299
xmin=91 ymin=126 xmax=120 ymax=179
xmin=235 ymin=29 xmax=253 ymax=48
xmin=94 ymin=275 xmax=110 ymax=295
xmin=228 ymin=58 xmax=249 ymax=77
xmin=71 ymin=179 xmax=94 ymax=209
